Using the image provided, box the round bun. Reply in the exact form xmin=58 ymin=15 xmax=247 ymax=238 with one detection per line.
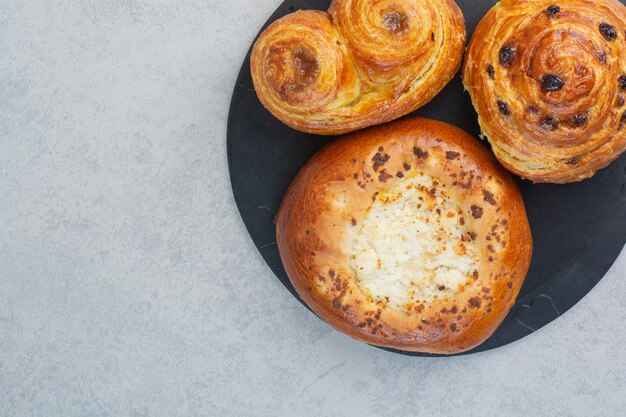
xmin=463 ymin=0 xmax=626 ymax=183
xmin=276 ymin=118 xmax=533 ymax=354
xmin=251 ymin=1 xmax=466 ymax=135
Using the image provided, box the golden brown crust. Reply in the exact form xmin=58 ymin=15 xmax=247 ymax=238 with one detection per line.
xmin=463 ymin=0 xmax=626 ymax=183
xmin=276 ymin=118 xmax=533 ymax=354
xmin=251 ymin=1 xmax=466 ymax=135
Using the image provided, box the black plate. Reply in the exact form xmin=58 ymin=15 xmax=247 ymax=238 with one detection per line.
xmin=227 ymin=0 xmax=626 ymax=356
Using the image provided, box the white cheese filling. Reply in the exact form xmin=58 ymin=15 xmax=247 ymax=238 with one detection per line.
xmin=349 ymin=172 xmax=478 ymax=311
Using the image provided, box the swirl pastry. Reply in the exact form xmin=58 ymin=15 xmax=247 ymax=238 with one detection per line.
xmin=464 ymin=0 xmax=626 ymax=183
xmin=277 ymin=118 xmax=533 ymax=354
xmin=251 ymin=1 xmax=466 ymax=135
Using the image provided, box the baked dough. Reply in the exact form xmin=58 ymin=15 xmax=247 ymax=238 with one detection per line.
xmin=276 ymin=118 xmax=533 ymax=354
xmin=464 ymin=0 xmax=626 ymax=183
xmin=251 ymin=1 xmax=466 ymax=135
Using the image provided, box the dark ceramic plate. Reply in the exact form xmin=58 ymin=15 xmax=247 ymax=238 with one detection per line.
xmin=227 ymin=0 xmax=626 ymax=356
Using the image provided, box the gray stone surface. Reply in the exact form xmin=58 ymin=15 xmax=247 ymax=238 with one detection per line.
xmin=0 ymin=1 xmax=625 ymax=416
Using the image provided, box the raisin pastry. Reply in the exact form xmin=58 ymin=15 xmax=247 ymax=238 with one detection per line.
xmin=251 ymin=0 xmax=466 ymax=135
xmin=464 ymin=0 xmax=626 ymax=183
xmin=276 ymin=118 xmax=533 ymax=354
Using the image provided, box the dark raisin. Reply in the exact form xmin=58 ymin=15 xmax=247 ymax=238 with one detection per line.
xmin=471 ymin=205 xmax=483 ymax=219
xmin=469 ymin=297 xmax=482 ymax=309
xmin=499 ymin=45 xmax=517 ymax=66
xmin=446 ymin=151 xmax=461 ymax=160
xmin=600 ymin=23 xmax=618 ymax=41
xmin=619 ymin=75 xmax=626 ymax=90
xmin=497 ymin=99 xmax=510 ymax=115
xmin=379 ymin=172 xmax=393 ymax=183
xmin=570 ymin=114 xmax=587 ymax=127
xmin=487 ymin=64 xmax=495 ymax=78
xmin=597 ymin=50 xmax=607 ymax=63
xmin=546 ymin=5 xmax=560 ymax=18
xmin=540 ymin=116 xmax=558 ymax=131
xmin=541 ymin=74 xmax=564 ymax=91
xmin=566 ymin=156 xmax=580 ymax=165
xmin=413 ymin=147 xmax=428 ymax=158
xmin=527 ymin=105 xmax=539 ymax=114
xmin=372 ymin=152 xmax=390 ymax=171
xmin=483 ymin=190 xmax=496 ymax=205
xmin=621 ymin=111 xmax=626 ymax=124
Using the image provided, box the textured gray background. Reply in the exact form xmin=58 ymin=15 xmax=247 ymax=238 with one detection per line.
xmin=1 ymin=0 xmax=625 ymax=416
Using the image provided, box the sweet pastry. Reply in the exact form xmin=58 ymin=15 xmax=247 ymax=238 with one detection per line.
xmin=463 ymin=0 xmax=626 ymax=183
xmin=276 ymin=118 xmax=533 ymax=354
xmin=251 ymin=1 xmax=466 ymax=135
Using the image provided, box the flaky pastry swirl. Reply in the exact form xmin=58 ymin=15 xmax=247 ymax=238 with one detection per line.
xmin=464 ymin=0 xmax=626 ymax=183
xmin=251 ymin=0 xmax=466 ymax=135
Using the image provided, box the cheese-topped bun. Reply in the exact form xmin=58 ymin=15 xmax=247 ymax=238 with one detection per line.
xmin=276 ymin=118 xmax=533 ymax=354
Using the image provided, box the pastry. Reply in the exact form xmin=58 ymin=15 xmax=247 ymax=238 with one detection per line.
xmin=276 ymin=118 xmax=533 ymax=354
xmin=464 ymin=0 xmax=626 ymax=183
xmin=251 ymin=1 xmax=466 ymax=135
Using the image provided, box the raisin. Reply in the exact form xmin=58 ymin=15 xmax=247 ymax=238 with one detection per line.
xmin=487 ymin=64 xmax=495 ymax=78
xmin=379 ymin=172 xmax=393 ymax=183
xmin=372 ymin=152 xmax=390 ymax=171
xmin=541 ymin=74 xmax=564 ymax=91
xmin=471 ymin=205 xmax=484 ymax=219
xmin=619 ymin=75 xmax=626 ymax=90
xmin=540 ymin=116 xmax=558 ymax=131
xmin=570 ymin=114 xmax=587 ymax=127
xmin=497 ymin=99 xmax=510 ymax=115
xmin=599 ymin=23 xmax=618 ymax=41
xmin=546 ymin=5 xmax=560 ymax=18
xmin=499 ymin=45 xmax=517 ymax=66
xmin=413 ymin=147 xmax=428 ymax=158
xmin=566 ymin=156 xmax=581 ymax=165
xmin=469 ymin=297 xmax=482 ymax=308
xmin=527 ymin=105 xmax=539 ymax=114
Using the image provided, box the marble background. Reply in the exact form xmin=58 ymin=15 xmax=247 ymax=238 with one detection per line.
xmin=1 ymin=1 xmax=625 ymax=416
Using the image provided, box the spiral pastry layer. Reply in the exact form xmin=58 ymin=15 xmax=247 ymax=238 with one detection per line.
xmin=464 ymin=0 xmax=626 ymax=183
xmin=251 ymin=1 xmax=466 ymax=135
